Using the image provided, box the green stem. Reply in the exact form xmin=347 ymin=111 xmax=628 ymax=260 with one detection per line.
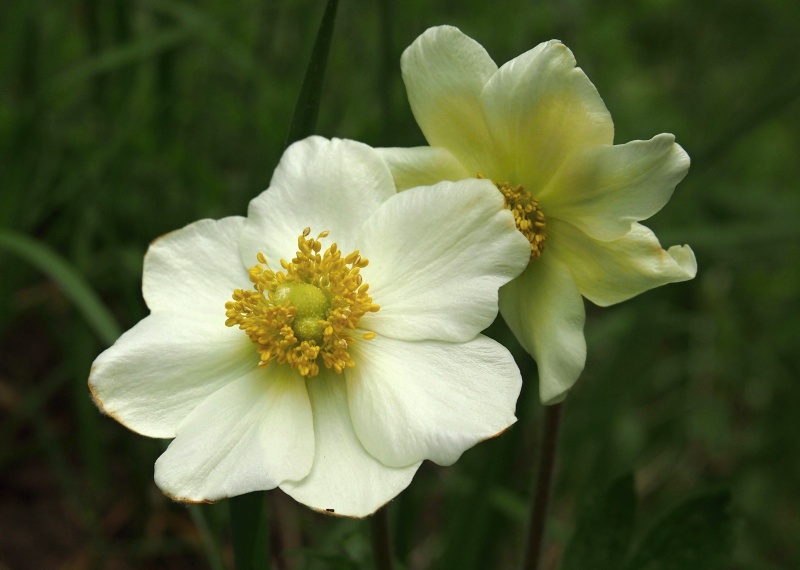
xmin=372 ymin=507 xmax=394 ymax=570
xmin=227 ymin=0 xmax=341 ymax=567
xmin=230 ymin=491 xmax=269 ymax=570
xmin=188 ymin=505 xmax=225 ymax=570
xmin=523 ymin=402 xmax=563 ymax=570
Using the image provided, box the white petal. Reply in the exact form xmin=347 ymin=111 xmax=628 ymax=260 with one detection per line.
xmin=401 ymin=26 xmax=499 ymax=173
xmin=482 ymin=40 xmax=613 ymax=192
xmin=375 ymin=146 xmax=471 ymax=191
xmin=550 ymin=220 xmax=697 ymax=307
xmin=540 ymin=134 xmax=690 ymax=241
xmin=143 ymin=216 xmax=248 ymax=319
xmin=346 ymin=335 xmax=520 ymax=468
xmin=357 ymin=179 xmax=530 ymax=342
xmin=154 ymin=365 xmax=314 ymax=502
xmin=239 ymin=137 xmax=396 ymax=267
xmin=280 ymin=375 xmax=420 ymax=518
xmin=499 ymin=256 xmax=587 ymax=404
xmin=89 ymin=313 xmax=255 ymax=438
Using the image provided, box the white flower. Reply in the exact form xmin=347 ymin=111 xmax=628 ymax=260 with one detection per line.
xmin=88 ymin=136 xmax=530 ymax=517
xmin=377 ymin=26 xmax=698 ymax=404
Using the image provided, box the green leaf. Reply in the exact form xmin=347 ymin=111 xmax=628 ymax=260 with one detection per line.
xmin=561 ymin=473 xmax=637 ymax=570
xmin=623 ymin=489 xmax=733 ymax=570
xmin=0 ymin=228 xmax=121 ymax=345
xmin=284 ymin=0 xmax=339 ymax=147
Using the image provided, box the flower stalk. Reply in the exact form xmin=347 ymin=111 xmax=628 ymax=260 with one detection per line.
xmin=230 ymin=491 xmax=269 ymax=570
xmin=371 ymin=507 xmax=394 ymax=570
xmin=523 ymin=402 xmax=563 ymax=570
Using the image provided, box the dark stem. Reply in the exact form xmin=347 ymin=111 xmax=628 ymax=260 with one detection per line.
xmin=523 ymin=402 xmax=564 ymax=570
xmin=230 ymin=492 xmax=269 ymax=570
xmin=371 ymin=506 xmax=394 ymax=570
xmin=268 ymin=494 xmax=287 ymax=570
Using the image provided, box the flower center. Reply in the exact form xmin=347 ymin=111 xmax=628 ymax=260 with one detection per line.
xmin=479 ymin=174 xmax=547 ymax=262
xmin=277 ymin=283 xmax=329 ymax=343
xmin=225 ymin=228 xmax=380 ymax=377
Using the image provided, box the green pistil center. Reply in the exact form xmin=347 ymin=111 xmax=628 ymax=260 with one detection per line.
xmin=277 ymin=283 xmax=330 ymax=343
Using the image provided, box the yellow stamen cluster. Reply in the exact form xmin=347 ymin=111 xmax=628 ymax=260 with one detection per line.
xmin=225 ymin=228 xmax=380 ymax=377
xmin=479 ymin=174 xmax=547 ymax=261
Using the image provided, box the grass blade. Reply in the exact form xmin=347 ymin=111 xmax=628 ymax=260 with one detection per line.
xmin=50 ymin=27 xmax=192 ymax=89
xmin=284 ymin=0 xmax=340 ymax=147
xmin=0 ymin=229 xmax=121 ymax=345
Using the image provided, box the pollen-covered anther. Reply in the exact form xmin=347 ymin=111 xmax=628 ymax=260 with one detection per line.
xmin=225 ymin=228 xmax=379 ymax=377
xmin=479 ymin=174 xmax=547 ymax=261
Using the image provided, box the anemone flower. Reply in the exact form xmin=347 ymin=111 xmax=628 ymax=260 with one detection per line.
xmin=378 ymin=26 xmax=697 ymax=403
xmin=89 ymin=136 xmax=530 ymax=517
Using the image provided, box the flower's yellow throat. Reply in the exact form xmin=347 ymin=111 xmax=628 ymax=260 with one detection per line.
xmin=479 ymin=174 xmax=547 ymax=262
xmin=225 ymin=228 xmax=379 ymax=377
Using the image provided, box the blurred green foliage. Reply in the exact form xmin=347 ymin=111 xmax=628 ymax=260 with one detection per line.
xmin=1 ymin=0 xmax=799 ymax=568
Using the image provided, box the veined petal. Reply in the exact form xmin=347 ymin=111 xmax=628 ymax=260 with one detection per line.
xmin=482 ymin=40 xmax=613 ymax=192
xmin=280 ymin=374 xmax=420 ymax=518
xmin=358 ymin=179 xmax=530 ymax=343
xmin=375 ymin=146 xmax=470 ymax=191
xmin=551 ymin=220 xmax=697 ymax=307
xmin=540 ymin=134 xmax=690 ymax=241
xmin=347 ymin=335 xmax=520 ymax=468
xmin=499 ymin=256 xmax=586 ymax=404
xmin=143 ymin=216 xmax=248 ymax=319
xmin=239 ymin=137 xmax=396 ymax=267
xmin=154 ymin=365 xmax=314 ymax=502
xmin=401 ymin=25 xmax=498 ymax=173
xmin=89 ymin=313 xmax=254 ymax=438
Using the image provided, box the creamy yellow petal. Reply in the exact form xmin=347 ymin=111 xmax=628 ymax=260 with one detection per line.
xmin=358 ymin=178 xmax=529 ymax=343
xmin=280 ymin=374 xmax=419 ymax=517
xmin=346 ymin=334 xmax=520 ymax=468
xmin=549 ymin=220 xmax=697 ymax=307
xmin=89 ymin=313 xmax=254 ymax=438
xmin=540 ymin=134 xmax=690 ymax=241
xmin=143 ymin=216 xmax=249 ymax=320
xmin=375 ymin=146 xmax=471 ymax=191
xmin=240 ymin=137 xmax=396 ymax=266
xmin=481 ymin=40 xmax=613 ymax=191
xmin=400 ymin=25 xmax=498 ymax=173
xmin=154 ymin=365 xmax=314 ymax=502
xmin=499 ymin=256 xmax=587 ymax=404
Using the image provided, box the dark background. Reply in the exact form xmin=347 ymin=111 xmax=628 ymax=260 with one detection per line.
xmin=2 ymin=0 xmax=799 ymax=568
